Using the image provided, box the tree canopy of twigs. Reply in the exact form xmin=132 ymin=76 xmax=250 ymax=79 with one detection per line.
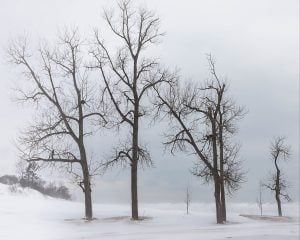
xmin=153 ymin=54 xmax=246 ymax=223
xmin=8 ymin=29 xmax=108 ymax=221
xmin=264 ymin=136 xmax=291 ymax=216
xmin=89 ymin=0 xmax=176 ymax=220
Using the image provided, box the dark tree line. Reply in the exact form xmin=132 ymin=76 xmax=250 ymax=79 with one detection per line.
xmin=0 ymin=162 xmax=71 ymax=200
xmin=19 ymin=176 xmax=72 ymax=200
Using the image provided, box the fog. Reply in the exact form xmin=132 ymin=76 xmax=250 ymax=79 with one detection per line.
xmin=0 ymin=0 xmax=298 ymax=203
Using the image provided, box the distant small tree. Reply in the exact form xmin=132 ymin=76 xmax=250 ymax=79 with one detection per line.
xmin=21 ymin=162 xmax=40 ymax=185
xmin=18 ymin=162 xmax=43 ymax=190
xmin=256 ymin=180 xmax=264 ymax=216
xmin=264 ymin=137 xmax=291 ymax=216
xmin=18 ymin=162 xmax=46 ymax=192
xmin=185 ymin=185 xmax=191 ymax=215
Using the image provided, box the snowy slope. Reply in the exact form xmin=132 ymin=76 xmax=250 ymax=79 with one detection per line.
xmin=0 ymin=182 xmax=46 ymax=198
xmin=0 ymin=183 xmax=299 ymax=240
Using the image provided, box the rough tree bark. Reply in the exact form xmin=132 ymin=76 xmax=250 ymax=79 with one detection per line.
xmin=219 ymin=112 xmax=226 ymax=221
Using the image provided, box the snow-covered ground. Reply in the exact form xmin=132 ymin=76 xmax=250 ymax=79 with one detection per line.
xmin=0 ymin=183 xmax=299 ymax=240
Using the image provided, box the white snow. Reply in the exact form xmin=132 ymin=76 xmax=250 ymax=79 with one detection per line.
xmin=0 ymin=183 xmax=299 ymax=240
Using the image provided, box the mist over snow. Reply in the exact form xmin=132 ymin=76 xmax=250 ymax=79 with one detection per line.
xmin=0 ymin=0 xmax=299 ymax=239
xmin=0 ymin=0 xmax=299 ymax=204
xmin=0 ymin=183 xmax=299 ymax=240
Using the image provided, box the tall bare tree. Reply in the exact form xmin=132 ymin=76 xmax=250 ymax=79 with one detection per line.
xmin=154 ymin=56 xmax=245 ymax=223
xmin=213 ymin=57 xmax=246 ymax=220
xmin=8 ymin=29 xmax=107 ymax=220
xmin=190 ymin=56 xmax=245 ymax=222
xmin=264 ymin=136 xmax=291 ymax=216
xmin=90 ymin=0 xmax=174 ymax=220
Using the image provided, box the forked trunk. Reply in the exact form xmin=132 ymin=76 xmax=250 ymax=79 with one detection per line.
xmin=218 ymin=112 xmax=226 ymax=222
xmin=211 ymin=121 xmax=223 ymax=224
xmin=214 ymin=176 xmax=223 ymax=224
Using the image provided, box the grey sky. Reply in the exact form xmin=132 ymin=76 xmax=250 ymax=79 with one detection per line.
xmin=0 ymin=0 xmax=299 ymax=203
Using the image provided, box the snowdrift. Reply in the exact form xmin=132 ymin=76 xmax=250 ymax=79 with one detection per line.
xmin=0 ymin=183 xmax=299 ymax=240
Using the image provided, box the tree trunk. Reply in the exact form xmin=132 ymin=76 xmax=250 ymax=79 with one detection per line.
xmin=219 ymin=158 xmax=226 ymax=222
xmin=275 ymin=172 xmax=282 ymax=216
xmin=220 ymin=181 xmax=226 ymax=221
xmin=131 ymin=108 xmax=139 ymax=220
xmin=218 ymin=118 xmax=226 ymax=222
xmin=131 ymin=161 xmax=138 ymax=219
xmin=83 ymin=175 xmax=93 ymax=221
xmin=275 ymin=158 xmax=282 ymax=216
xmin=186 ymin=202 xmax=189 ymax=215
xmin=80 ymin=144 xmax=93 ymax=221
xmin=82 ymin=160 xmax=93 ymax=221
xmin=276 ymin=193 xmax=282 ymax=216
xmin=214 ymin=177 xmax=223 ymax=224
xmin=211 ymin=121 xmax=223 ymax=224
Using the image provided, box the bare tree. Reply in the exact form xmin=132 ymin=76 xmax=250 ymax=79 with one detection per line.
xmin=8 ymin=29 xmax=107 ymax=220
xmin=215 ymin=62 xmax=246 ymax=221
xmin=90 ymin=0 xmax=174 ymax=220
xmin=190 ymin=56 xmax=246 ymax=222
xmin=185 ymin=184 xmax=191 ymax=215
xmin=154 ymin=56 xmax=245 ymax=223
xmin=256 ymin=180 xmax=264 ymax=216
xmin=20 ymin=162 xmax=40 ymax=185
xmin=264 ymin=137 xmax=291 ymax=216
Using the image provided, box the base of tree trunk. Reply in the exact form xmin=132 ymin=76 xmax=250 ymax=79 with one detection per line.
xmin=131 ymin=164 xmax=139 ymax=220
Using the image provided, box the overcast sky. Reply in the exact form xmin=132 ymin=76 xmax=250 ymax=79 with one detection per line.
xmin=0 ymin=0 xmax=299 ymax=204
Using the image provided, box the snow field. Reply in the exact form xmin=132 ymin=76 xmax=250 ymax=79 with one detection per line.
xmin=0 ymin=183 xmax=299 ymax=240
